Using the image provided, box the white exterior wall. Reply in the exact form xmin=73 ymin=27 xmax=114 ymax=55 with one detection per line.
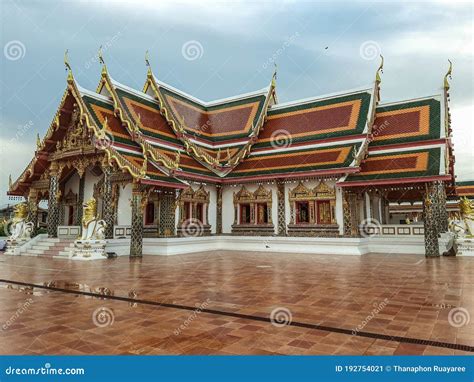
xmin=364 ymin=192 xmax=371 ymax=221
xmin=174 ymin=195 xmax=180 ymax=230
xmin=222 ymin=186 xmax=235 ymax=233
xmin=205 ymin=185 xmax=217 ymax=234
xmin=371 ymin=195 xmax=381 ymax=223
xmin=117 ymin=183 xmax=133 ymax=225
xmin=64 ymin=173 xmax=80 ymax=196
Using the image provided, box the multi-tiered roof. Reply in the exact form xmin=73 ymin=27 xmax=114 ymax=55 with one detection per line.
xmin=8 ymin=54 xmax=456 ymax=197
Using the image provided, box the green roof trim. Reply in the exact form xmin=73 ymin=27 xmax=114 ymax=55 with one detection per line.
xmin=345 ymin=147 xmax=441 ymax=182
xmin=253 ymin=91 xmax=371 ymax=149
xmin=456 ymin=181 xmax=474 ymax=186
xmin=227 ymin=142 xmax=360 ymax=178
xmin=370 ymin=98 xmax=441 ymax=147
xmin=159 ymin=86 xmax=268 ymax=143
xmin=114 ymin=88 xmax=181 ymax=145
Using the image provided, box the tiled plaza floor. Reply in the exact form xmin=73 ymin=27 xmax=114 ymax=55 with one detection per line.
xmin=0 ymin=251 xmax=473 ymax=355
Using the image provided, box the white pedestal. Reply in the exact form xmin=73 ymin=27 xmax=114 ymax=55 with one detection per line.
xmin=456 ymin=238 xmax=474 ymax=256
xmin=71 ymin=239 xmax=107 ymax=261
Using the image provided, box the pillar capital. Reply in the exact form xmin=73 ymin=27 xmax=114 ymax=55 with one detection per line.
xmin=49 ymin=162 xmax=60 ymax=177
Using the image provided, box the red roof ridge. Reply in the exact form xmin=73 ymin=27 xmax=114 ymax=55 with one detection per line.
xmin=377 ymin=94 xmax=442 ymax=108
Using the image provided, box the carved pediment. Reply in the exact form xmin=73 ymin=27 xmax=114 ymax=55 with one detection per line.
xmin=289 ymin=181 xmax=314 ymax=201
xmin=234 ymin=185 xmax=254 ymax=203
xmin=53 ymin=105 xmax=95 ymax=158
xmin=234 ymin=185 xmax=272 ymax=204
xmin=194 ymin=185 xmax=210 ymax=202
xmin=254 ymin=185 xmax=272 ymax=202
xmin=314 ymin=181 xmax=335 ymax=199
xmin=179 ymin=185 xmax=210 ymax=203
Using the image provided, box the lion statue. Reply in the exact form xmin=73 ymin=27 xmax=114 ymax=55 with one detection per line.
xmin=79 ymin=197 xmax=106 ymax=241
xmin=449 ymin=197 xmax=474 ymax=238
xmin=6 ymin=203 xmax=34 ymax=242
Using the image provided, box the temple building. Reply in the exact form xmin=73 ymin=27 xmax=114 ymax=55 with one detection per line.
xmin=7 ymin=54 xmax=467 ymax=258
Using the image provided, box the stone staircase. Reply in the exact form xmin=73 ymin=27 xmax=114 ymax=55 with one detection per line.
xmin=22 ymin=237 xmax=75 ymax=259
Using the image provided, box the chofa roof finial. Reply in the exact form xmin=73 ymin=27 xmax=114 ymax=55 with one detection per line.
xmin=36 ymin=133 xmax=41 ymax=150
xmin=64 ymin=49 xmax=73 ymax=82
xmin=145 ymin=50 xmax=151 ymax=68
xmin=376 ymin=54 xmax=384 ymax=83
xmin=98 ymin=45 xmax=107 ymax=75
xmin=444 ymin=59 xmax=452 ymax=91
xmin=272 ymin=62 xmax=277 ymax=87
xmin=145 ymin=50 xmax=153 ymax=77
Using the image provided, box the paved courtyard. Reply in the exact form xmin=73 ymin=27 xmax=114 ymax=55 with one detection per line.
xmin=0 ymin=251 xmax=473 ymax=355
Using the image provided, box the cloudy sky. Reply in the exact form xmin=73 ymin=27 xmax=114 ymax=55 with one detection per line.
xmin=0 ymin=0 xmax=472 ymax=205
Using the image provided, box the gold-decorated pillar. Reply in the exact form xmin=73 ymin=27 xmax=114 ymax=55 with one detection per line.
xmin=130 ymin=183 xmax=144 ymax=257
xmin=47 ymin=163 xmax=60 ymax=238
xmin=423 ymin=183 xmax=440 ymax=257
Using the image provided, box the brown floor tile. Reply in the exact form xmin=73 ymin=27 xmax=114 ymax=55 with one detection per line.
xmin=0 ymin=251 xmax=472 ymax=355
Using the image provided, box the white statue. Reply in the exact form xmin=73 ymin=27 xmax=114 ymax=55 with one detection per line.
xmin=72 ymin=197 xmax=107 ymax=261
xmin=449 ymin=197 xmax=474 ymax=238
xmin=7 ymin=203 xmax=34 ymax=242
